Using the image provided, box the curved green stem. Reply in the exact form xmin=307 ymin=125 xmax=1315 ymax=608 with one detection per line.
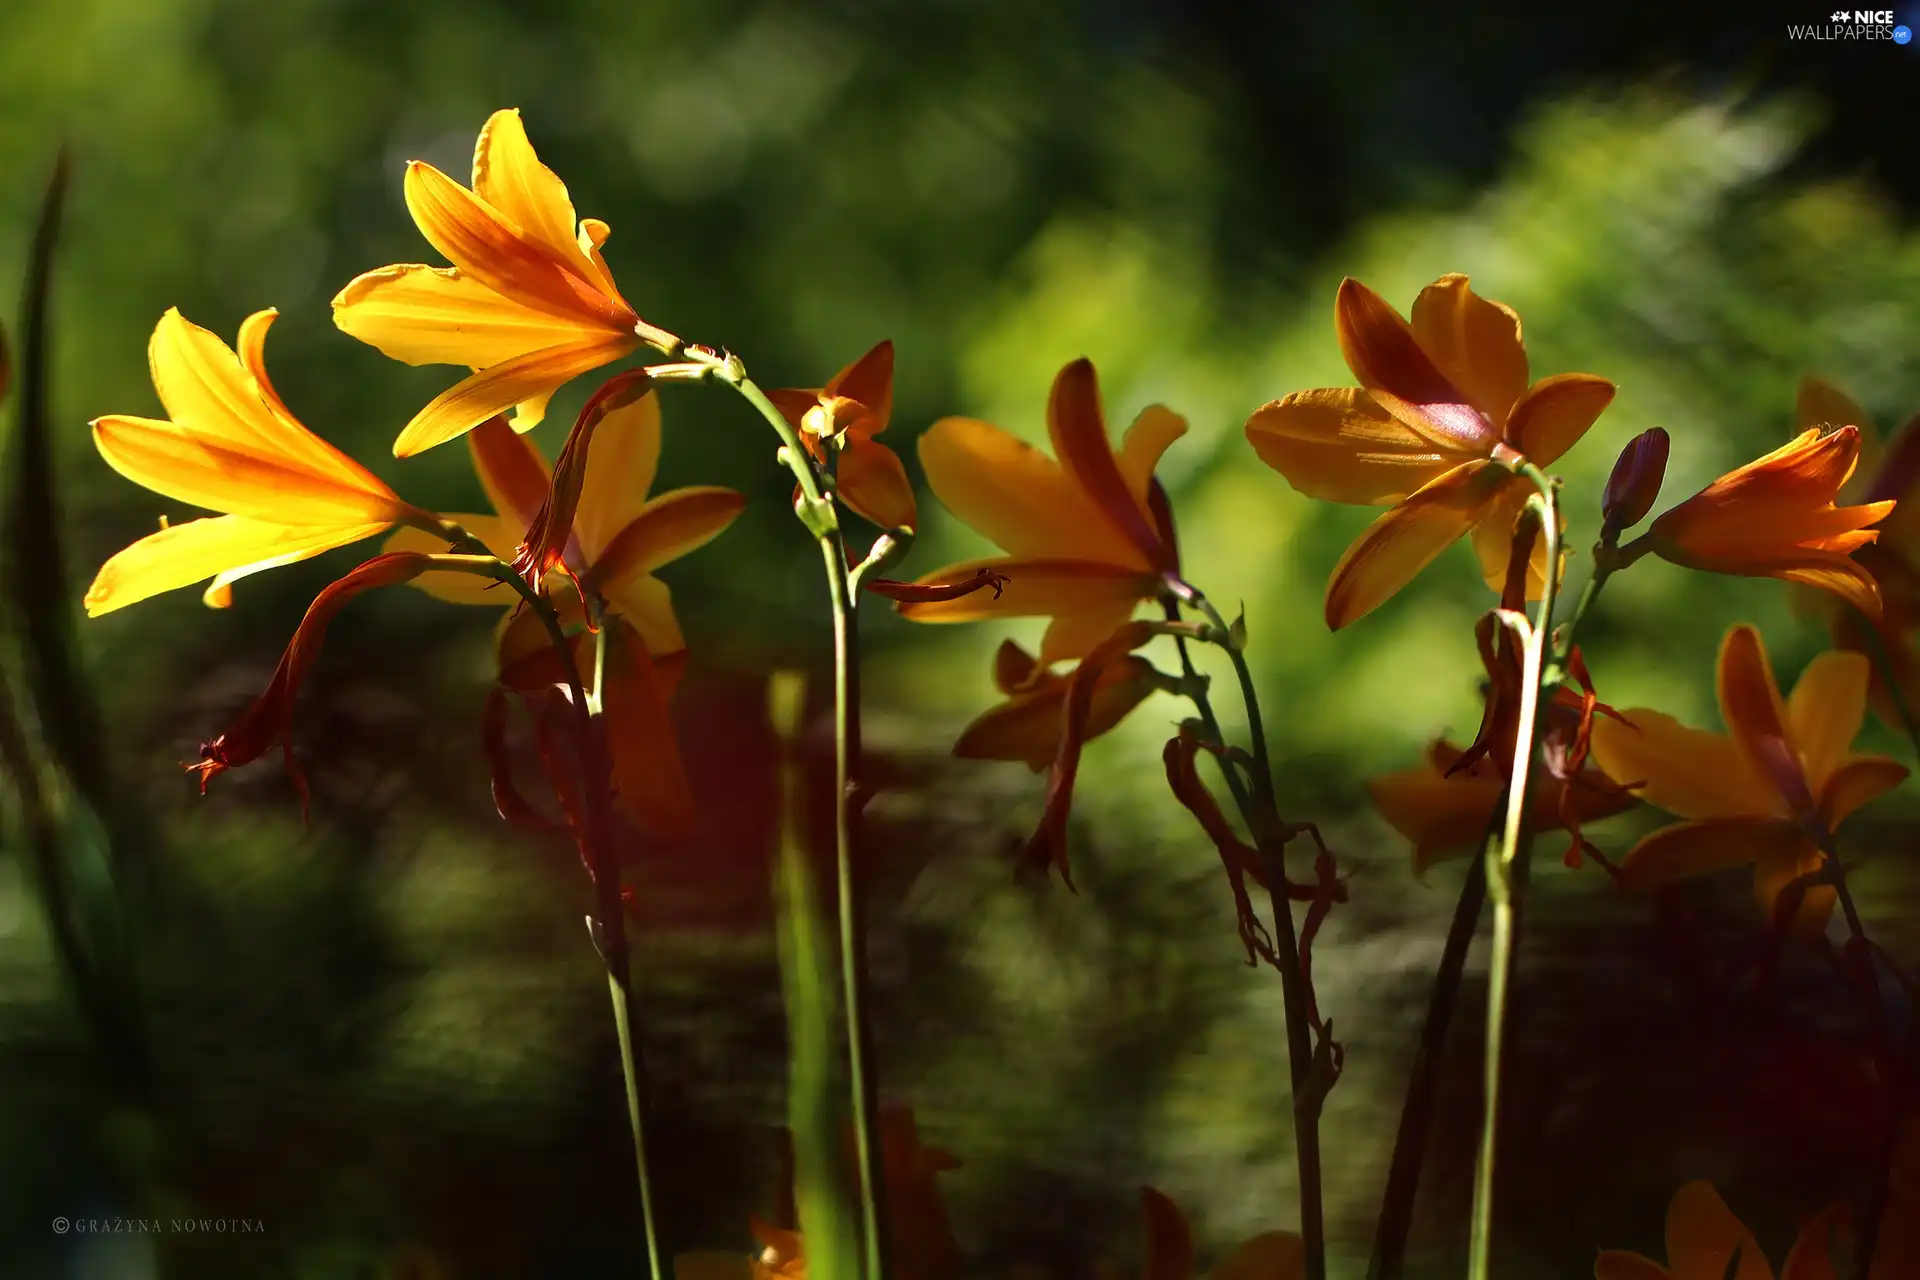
xmin=1161 ymin=590 xmax=1327 ymax=1280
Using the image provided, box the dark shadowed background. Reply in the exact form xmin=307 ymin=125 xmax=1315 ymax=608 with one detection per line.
xmin=1 ymin=1 xmax=1917 ymax=1276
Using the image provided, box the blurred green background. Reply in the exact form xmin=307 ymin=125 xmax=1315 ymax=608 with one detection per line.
xmin=2 ymin=1 xmax=1918 ymax=1276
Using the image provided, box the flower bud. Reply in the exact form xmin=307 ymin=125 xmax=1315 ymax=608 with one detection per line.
xmin=1601 ymin=427 xmax=1670 ymax=539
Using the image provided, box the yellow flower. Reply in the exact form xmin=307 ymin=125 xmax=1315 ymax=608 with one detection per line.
xmin=85 ymin=308 xmax=423 ymax=616
xmin=951 ymin=639 xmax=1163 ymax=770
xmin=1589 ymin=624 xmax=1907 ymax=933
xmin=1639 ymin=426 xmax=1894 ymax=619
xmin=899 ymin=357 xmax=1184 ymax=665
xmin=1594 ymin=1181 xmax=1845 ymax=1280
xmin=768 ymin=340 xmax=918 ymax=532
xmin=386 ymin=394 xmax=743 ymax=837
xmin=1245 ymin=273 xmax=1614 ymax=629
xmin=333 ymin=108 xmax=676 ymax=458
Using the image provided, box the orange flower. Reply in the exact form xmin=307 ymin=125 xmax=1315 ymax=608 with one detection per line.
xmin=899 ymin=358 xmax=1183 ymax=665
xmin=334 ymin=108 xmax=676 ymax=458
xmin=386 ymin=393 xmax=743 ymax=837
xmin=85 ymin=308 xmax=425 ymax=616
xmin=768 ymin=341 xmax=917 ymax=532
xmin=952 ymin=639 xmax=1163 ymax=770
xmin=1128 ymin=1186 xmax=1305 ymax=1280
xmin=1245 ymin=274 xmax=1614 ymax=629
xmin=1589 ymin=625 xmax=1908 ymax=933
xmin=1594 ymin=1181 xmax=1845 ymax=1280
xmin=1637 ymin=426 xmax=1895 ymax=619
xmin=1791 ymin=377 xmax=1920 ymax=727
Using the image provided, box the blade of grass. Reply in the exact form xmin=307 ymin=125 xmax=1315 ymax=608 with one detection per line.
xmin=772 ymin=671 xmax=860 ymax=1280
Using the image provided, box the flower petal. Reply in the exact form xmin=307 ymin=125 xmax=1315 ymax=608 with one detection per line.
xmin=83 ymin=515 xmax=388 ymax=616
xmin=468 ymin=414 xmax=552 ymax=533
xmin=1786 ymin=650 xmax=1870 ymax=791
xmin=1665 ymin=1182 xmax=1770 ymax=1280
xmin=393 ymin=334 xmax=637 ymax=457
xmin=333 ymin=263 xmax=595 ymax=367
xmin=1818 ymin=755 xmax=1909 ymax=827
xmin=1205 ymin=1232 xmax=1307 ymax=1280
xmin=1323 ymin=460 xmax=1505 ymax=630
xmin=1778 ymin=1203 xmax=1849 ymax=1280
xmin=470 ymin=108 xmax=598 ymax=283
xmin=383 ymin=516 xmax=520 ymax=604
xmin=1753 ymin=842 xmax=1836 ymax=937
xmin=1589 ymin=708 xmax=1772 ymax=821
xmin=1048 ymin=359 xmax=1174 ymax=571
xmin=1408 ymin=273 xmax=1529 ymax=428
xmin=1467 ymin=476 xmax=1555 ymax=599
xmin=1367 ymin=752 xmax=1506 ymax=877
xmin=918 ymin=415 xmax=1137 ymax=562
xmin=592 ymin=486 xmax=747 ymax=585
xmin=824 ymin=339 xmax=894 ymax=433
xmin=603 ymin=571 xmax=685 ymax=658
xmin=1037 ymin=603 xmax=1144 ymax=667
xmin=403 ymin=159 xmax=626 ymax=326
xmin=1616 ymin=817 xmax=1806 ymax=894
xmin=895 ymin=557 xmax=1155 ymax=626
xmin=1717 ymin=625 xmax=1813 ymax=819
xmin=1140 ymin=1187 xmax=1196 ymax=1280
xmin=1244 ymin=387 xmax=1456 ymax=505
xmin=1335 ymin=277 xmax=1496 ymax=451
xmin=836 ymin=435 xmax=917 ymax=532
xmin=1796 ymin=374 xmax=1873 ymax=436
xmin=601 ymin=621 xmax=696 ymax=839
xmin=1504 ymin=372 xmax=1614 ymax=466
xmin=1770 ymin=552 xmax=1887 ymax=621
xmin=574 ymin=389 xmax=662 ymax=556
xmin=1117 ymin=403 xmax=1189 ymax=510
xmin=953 ymin=654 xmax=1157 ymax=771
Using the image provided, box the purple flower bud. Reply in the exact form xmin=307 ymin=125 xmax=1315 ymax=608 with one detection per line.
xmin=1602 ymin=427 xmax=1670 ymax=539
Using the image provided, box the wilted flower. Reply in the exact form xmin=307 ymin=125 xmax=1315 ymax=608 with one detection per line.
xmin=898 ymin=358 xmax=1183 ymax=665
xmin=1245 ymin=273 xmax=1614 ymax=628
xmin=1589 ymin=624 xmax=1908 ymax=933
xmin=1636 ymin=426 xmax=1895 ymax=619
xmin=85 ymin=309 xmax=427 ymax=615
xmin=334 ymin=108 xmax=676 ymax=457
xmin=768 ymin=340 xmax=917 ymax=531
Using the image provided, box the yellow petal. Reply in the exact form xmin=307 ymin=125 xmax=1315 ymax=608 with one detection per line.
xmin=470 ymin=108 xmax=598 ymax=283
xmin=1367 ymin=752 xmax=1506 ymax=877
xmin=1116 ymin=403 xmax=1189 ymax=511
xmin=1467 ymin=475 xmax=1556 ymax=599
xmin=468 ymin=414 xmax=551 ymax=533
xmin=837 ymin=435 xmax=917 ymax=532
xmin=1323 ymin=460 xmax=1504 ymax=630
xmin=592 ymin=486 xmax=747 ymax=585
xmin=1589 ymin=709 xmax=1772 ymax=821
xmin=601 ymin=622 xmax=696 ymax=839
xmin=1408 ymin=273 xmax=1529 ymax=428
xmin=403 ymin=160 xmax=624 ymax=326
xmin=918 ymin=415 xmax=1137 ymax=563
xmin=1037 ymin=599 xmax=1148 ymax=666
xmin=1504 ymin=372 xmax=1614 ymax=467
xmin=333 ymin=263 xmax=595 ymax=367
xmin=92 ymin=415 xmax=405 ymax=526
xmin=1047 ymin=358 xmax=1173 ymax=570
xmin=383 ymin=516 xmax=520 ymax=604
xmin=1616 ymin=818 xmax=1806 ymax=894
xmin=1753 ymin=842 xmax=1835 ymax=937
xmin=603 ymin=571 xmax=686 ymax=657
xmin=392 ymin=334 xmax=636 ymax=457
xmin=1665 ymin=1183 xmax=1772 ymax=1280
xmin=1244 ymin=387 xmax=1456 ymax=505
xmin=894 ymin=556 xmax=1156 ymax=626
xmin=1717 ymin=625 xmax=1812 ymax=819
xmin=1818 ymin=755 xmax=1908 ymax=827
xmin=84 ymin=515 xmax=388 ymax=616
xmin=824 ymin=339 xmax=894 ymax=433
xmin=574 ymin=389 xmax=662 ymax=556
xmin=953 ymin=654 xmax=1156 ymax=771
xmin=235 ymin=307 xmax=296 ymax=422
xmin=1786 ymin=650 xmax=1869 ymax=790
xmin=1771 ymin=553 xmax=1886 ymax=622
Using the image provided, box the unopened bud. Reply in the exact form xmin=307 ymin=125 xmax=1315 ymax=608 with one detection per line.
xmin=1601 ymin=427 xmax=1670 ymax=540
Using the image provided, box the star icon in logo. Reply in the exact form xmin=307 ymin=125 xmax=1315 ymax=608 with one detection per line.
xmin=1831 ymin=8 xmax=1849 ymax=18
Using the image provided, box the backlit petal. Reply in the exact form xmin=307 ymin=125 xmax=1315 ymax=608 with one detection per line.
xmin=1047 ymin=359 xmax=1173 ymax=571
xmin=1818 ymin=755 xmax=1908 ymax=827
xmin=592 ymin=486 xmax=747 ymax=585
xmin=1323 ymin=460 xmax=1505 ymax=630
xmin=1786 ymin=650 xmax=1869 ymax=790
xmin=573 ymin=389 xmax=662 ymax=556
xmin=824 ymin=339 xmax=894 ymax=434
xmin=1408 ymin=273 xmax=1529 ymax=428
xmin=469 ymin=414 xmax=551 ymax=533
xmin=333 ymin=263 xmax=593 ymax=367
xmin=600 ymin=622 xmax=696 ymax=839
xmin=954 ymin=654 xmax=1156 ymax=771
xmin=470 ymin=108 xmax=596 ymax=281
xmin=1504 ymin=372 xmax=1614 ymax=466
xmin=1037 ymin=601 xmax=1144 ymax=667
xmin=1753 ymin=842 xmax=1836 ymax=937
xmin=1116 ymin=403 xmax=1189 ymax=510
xmin=403 ymin=159 xmax=626 ymax=326
xmin=918 ymin=415 xmax=1136 ymax=563
xmin=1717 ymin=625 xmax=1810 ymax=819
xmin=603 ymin=571 xmax=685 ymax=657
xmin=1245 ymin=387 xmax=1455 ymax=505
xmin=836 ymin=435 xmax=917 ymax=531
xmin=235 ymin=307 xmax=295 ymax=422
xmin=84 ymin=515 xmax=387 ymax=616
xmin=1589 ymin=709 xmax=1771 ymax=821
xmin=1665 ymin=1182 xmax=1770 ymax=1280
xmin=1335 ymin=277 xmax=1495 ymax=452
xmin=392 ymin=334 xmax=637 ymax=457
xmin=1467 ymin=476 xmax=1554 ymax=599
xmin=1771 ymin=551 xmax=1889 ymax=621
xmin=895 ymin=557 xmax=1155 ymax=626
xmin=1616 ymin=818 xmax=1805 ymax=894
xmin=1367 ymin=755 xmax=1506 ymax=877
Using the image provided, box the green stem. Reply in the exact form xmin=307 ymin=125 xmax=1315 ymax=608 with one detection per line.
xmin=1468 ymin=466 xmax=1561 ymax=1280
xmin=716 ymin=364 xmax=891 ymax=1280
xmin=1161 ymin=592 xmax=1327 ymax=1280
